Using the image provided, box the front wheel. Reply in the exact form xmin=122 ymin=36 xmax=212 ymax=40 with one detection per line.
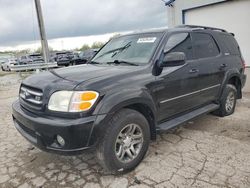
xmin=96 ymin=108 xmax=150 ymax=175
xmin=214 ymin=84 xmax=237 ymax=117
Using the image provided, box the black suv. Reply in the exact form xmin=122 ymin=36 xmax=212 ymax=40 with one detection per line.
xmin=54 ymin=51 xmax=74 ymax=66
xmin=12 ymin=25 xmax=246 ymax=174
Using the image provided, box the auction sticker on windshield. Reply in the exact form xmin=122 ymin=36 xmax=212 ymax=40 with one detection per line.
xmin=137 ymin=37 xmax=157 ymax=43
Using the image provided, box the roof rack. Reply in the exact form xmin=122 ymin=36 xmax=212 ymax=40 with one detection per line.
xmin=177 ymin=25 xmax=228 ymax=33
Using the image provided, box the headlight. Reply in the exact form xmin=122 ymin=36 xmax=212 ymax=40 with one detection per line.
xmin=48 ymin=91 xmax=99 ymax=112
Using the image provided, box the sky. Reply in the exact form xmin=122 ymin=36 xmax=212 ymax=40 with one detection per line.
xmin=0 ymin=0 xmax=167 ymax=51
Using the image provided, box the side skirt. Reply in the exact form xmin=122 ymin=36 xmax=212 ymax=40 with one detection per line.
xmin=156 ymin=103 xmax=219 ymax=133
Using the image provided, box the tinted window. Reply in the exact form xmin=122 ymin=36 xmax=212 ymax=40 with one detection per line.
xmin=164 ymin=33 xmax=193 ymax=60
xmin=192 ymin=33 xmax=220 ymax=59
xmin=220 ymin=34 xmax=241 ymax=55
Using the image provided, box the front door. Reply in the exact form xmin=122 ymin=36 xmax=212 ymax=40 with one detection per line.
xmin=156 ymin=32 xmax=201 ymax=122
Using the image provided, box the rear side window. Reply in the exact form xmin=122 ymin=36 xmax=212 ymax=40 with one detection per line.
xmin=164 ymin=33 xmax=193 ymax=60
xmin=220 ymin=34 xmax=241 ymax=55
xmin=192 ymin=33 xmax=220 ymax=59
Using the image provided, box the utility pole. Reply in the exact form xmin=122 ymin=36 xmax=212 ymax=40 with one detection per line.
xmin=167 ymin=5 xmax=175 ymax=28
xmin=34 ymin=0 xmax=50 ymax=63
xmin=163 ymin=0 xmax=176 ymax=28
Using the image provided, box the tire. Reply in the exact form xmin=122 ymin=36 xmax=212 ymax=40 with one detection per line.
xmin=96 ymin=108 xmax=150 ymax=175
xmin=214 ymin=84 xmax=237 ymax=117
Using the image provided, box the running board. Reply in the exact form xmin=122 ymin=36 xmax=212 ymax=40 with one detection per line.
xmin=156 ymin=104 xmax=219 ymax=133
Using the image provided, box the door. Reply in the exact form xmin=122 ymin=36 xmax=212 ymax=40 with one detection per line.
xmin=191 ymin=32 xmax=224 ymax=104
xmin=156 ymin=32 xmax=201 ymax=122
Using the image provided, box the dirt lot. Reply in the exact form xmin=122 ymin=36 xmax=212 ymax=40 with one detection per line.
xmin=0 ymin=72 xmax=250 ymax=188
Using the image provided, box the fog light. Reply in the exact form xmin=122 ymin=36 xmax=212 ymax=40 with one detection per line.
xmin=56 ymin=135 xmax=65 ymax=146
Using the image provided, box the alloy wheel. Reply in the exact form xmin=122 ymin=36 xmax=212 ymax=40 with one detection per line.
xmin=225 ymin=91 xmax=235 ymax=113
xmin=115 ymin=123 xmax=144 ymax=163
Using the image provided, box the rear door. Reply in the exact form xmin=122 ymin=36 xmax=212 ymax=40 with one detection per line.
xmin=190 ymin=32 xmax=224 ymax=104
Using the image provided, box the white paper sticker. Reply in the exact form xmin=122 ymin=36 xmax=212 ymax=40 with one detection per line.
xmin=137 ymin=37 xmax=157 ymax=43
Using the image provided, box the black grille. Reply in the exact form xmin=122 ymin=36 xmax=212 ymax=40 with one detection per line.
xmin=19 ymin=85 xmax=43 ymax=110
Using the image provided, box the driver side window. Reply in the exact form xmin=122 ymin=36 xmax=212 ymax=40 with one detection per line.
xmin=164 ymin=33 xmax=193 ymax=60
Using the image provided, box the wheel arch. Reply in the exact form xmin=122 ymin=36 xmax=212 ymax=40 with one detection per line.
xmin=220 ymin=70 xmax=243 ymax=100
xmin=89 ymin=89 xmax=158 ymax=145
xmin=123 ymin=103 xmax=157 ymax=140
xmin=227 ymin=76 xmax=242 ymax=99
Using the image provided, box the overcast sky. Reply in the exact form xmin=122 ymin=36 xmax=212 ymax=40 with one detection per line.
xmin=0 ymin=0 xmax=167 ymax=50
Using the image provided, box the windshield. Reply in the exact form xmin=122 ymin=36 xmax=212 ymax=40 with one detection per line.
xmin=92 ymin=33 xmax=163 ymax=65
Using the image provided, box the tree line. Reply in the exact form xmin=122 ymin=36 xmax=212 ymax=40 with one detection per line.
xmin=0 ymin=33 xmax=121 ymax=56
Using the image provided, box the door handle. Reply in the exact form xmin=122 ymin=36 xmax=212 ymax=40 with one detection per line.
xmin=189 ymin=68 xmax=199 ymax=74
xmin=220 ymin=64 xmax=227 ymax=69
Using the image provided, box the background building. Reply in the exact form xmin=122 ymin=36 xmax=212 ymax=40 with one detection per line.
xmin=166 ymin=0 xmax=250 ymax=91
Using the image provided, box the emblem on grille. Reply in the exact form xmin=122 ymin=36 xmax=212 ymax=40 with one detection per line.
xmin=35 ymin=96 xmax=41 ymax=101
xmin=24 ymin=90 xmax=29 ymax=98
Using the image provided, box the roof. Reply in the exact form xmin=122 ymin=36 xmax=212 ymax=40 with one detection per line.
xmin=177 ymin=25 xmax=228 ymax=33
xmin=114 ymin=24 xmax=231 ymax=39
xmin=116 ymin=27 xmax=168 ymax=38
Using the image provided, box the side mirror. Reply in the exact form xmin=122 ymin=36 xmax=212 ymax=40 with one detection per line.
xmin=159 ymin=52 xmax=186 ymax=68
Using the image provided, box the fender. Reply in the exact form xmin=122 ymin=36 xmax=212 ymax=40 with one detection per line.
xmin=87 ymin=87 xmax=157 ymax=146
xmin=93 ymin=87 xmax=157 ymax=116
xmin=218 ymin=69 xmax=242 ymax=99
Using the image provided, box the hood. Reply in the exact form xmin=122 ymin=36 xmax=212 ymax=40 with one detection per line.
xmin=52 ymin=64 xmax=138 ymax=82
xmin=22 ymin=64 xmax=140 ymax=91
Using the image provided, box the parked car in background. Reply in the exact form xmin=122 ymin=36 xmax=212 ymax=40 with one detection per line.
xmin=0 ymin=54 xmax=15 ymax=68
xmin=19 ymin=53 xmax=44 ymax=65
xmin=0 ymin=58 xmax=7 ymax=67
xmin=69 ymin=52 xmax=81 ymax=65
xmin=29 ymin=54 xmax=44 ymax=64
xmin=1 ymin=58 xmax=18 ymax=71
xmin=54 ymin=51 xmax=74 ymax=66
xmin=51 ymin=50 xmax=97 ymax=66
xmin=78 ymin=48 xmax=99 ymax=64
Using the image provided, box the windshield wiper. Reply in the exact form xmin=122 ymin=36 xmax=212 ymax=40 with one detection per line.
xmin=95 ymin=41 xmax=132 ymax=60
xmin=107 ymin=60 xmax=139 ymax=66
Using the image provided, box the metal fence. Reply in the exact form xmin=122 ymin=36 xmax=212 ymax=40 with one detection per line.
xmin=10 ymin=62 xmax=58 ymax=72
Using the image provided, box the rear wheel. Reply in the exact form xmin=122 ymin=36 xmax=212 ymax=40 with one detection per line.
xmin=214 ymin=84 xmax=237 ymax=117
xmin=96 ymin=108 xmax=150 ymax=175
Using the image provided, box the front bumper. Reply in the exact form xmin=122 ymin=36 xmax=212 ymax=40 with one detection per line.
xmin=12 ymin=100 xmax=96 ymax=155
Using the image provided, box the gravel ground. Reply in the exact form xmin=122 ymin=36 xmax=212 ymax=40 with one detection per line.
xmin=0 ymin=72 xmax=250 ymax=188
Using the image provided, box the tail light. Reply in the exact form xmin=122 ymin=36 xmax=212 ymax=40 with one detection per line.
xmin=242 ymin=60 xmax=246 ymax=71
